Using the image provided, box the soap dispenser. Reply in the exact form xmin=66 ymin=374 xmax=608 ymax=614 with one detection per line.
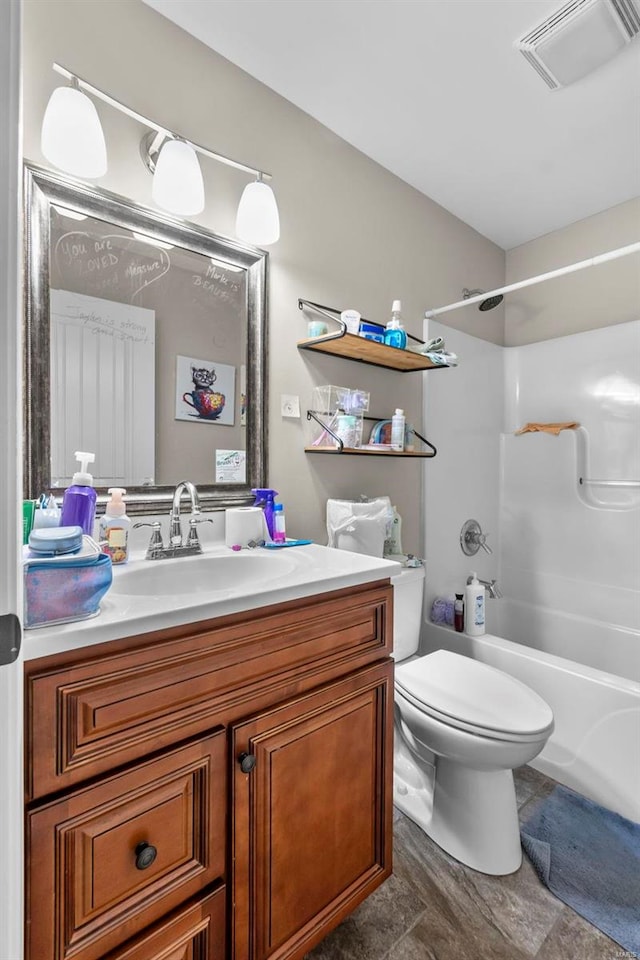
xmin=384 ymin=300 xmax=407 ymax=350
xmin=60 ymin=451 xmax=97 ymax=536
xmin=99 ymin=488 xmax=131 ymax=564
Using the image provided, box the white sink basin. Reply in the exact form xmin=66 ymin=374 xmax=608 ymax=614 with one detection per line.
xmin=110 ymin=549 xmax=299 ymax=598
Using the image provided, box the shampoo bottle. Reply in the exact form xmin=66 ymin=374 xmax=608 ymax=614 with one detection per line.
xmin=464 ymin=572 xmax=485 ymax=636
xmin=391 ymin=409 xmax=406 ymax=452
xmin=99 ymin=488 xmax=131 ymax=564
xmin=60 ymin=451 xmax=97 ymax=536
xmin=384 ymin=300 xmax=407 ymax=349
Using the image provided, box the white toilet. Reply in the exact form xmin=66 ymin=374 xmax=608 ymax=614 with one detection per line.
xmin=391 ymin=567 xmax=554 ymax=875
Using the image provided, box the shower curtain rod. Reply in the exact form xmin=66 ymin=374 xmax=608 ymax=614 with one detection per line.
xmin=424 ymin=241 xmax=640 ymax=318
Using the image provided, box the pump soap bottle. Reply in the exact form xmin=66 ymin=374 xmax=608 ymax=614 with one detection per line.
xmin=384 ymin=300 xmax=407 ymax=349
xmin=60 ymin=451 xmax=97 ymax=536
xmin=464 ymin=572 xmax=485 ymax=636
xmin=99 ymin=488 xmax=131 ymax=564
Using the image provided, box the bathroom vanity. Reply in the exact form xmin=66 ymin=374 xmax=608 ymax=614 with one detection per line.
xmin=23 ymin=547 xmax=396 ymax=960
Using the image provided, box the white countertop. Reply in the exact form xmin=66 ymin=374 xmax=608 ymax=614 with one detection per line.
xmin=24 ymin=544 xmax=402 ymax=661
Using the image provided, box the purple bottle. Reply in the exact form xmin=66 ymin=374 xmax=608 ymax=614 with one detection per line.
xmin=60 ymin=451 xmax=97 ymax=536
xmin=251 ymin=488 xmax=278 ymax=540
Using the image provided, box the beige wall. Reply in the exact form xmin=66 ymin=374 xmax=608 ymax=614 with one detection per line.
xmin=505 ymin=198 xmax=640 ymax=347
xmin=22 ymin=0 xmax=508 ymax=551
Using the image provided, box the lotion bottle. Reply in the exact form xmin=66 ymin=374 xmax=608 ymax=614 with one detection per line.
xmin=60 ymin=451 xmax=97 ymax=536
xmin=464 ymin=572 xmax=485 ymax=636
xmin=391 ymin=409 xmax=405 ymax=452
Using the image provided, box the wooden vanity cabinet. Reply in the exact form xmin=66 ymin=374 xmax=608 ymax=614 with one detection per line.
xmin=24 ymin=580 xmax=394 ymax=960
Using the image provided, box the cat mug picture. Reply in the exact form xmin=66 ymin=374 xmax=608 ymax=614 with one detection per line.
xmin=175 ymin=354 xmax=236 ymax=425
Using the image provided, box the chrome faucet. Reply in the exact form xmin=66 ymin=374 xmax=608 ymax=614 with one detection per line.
xmin=478 ymin=577 xmax=503 ymax=599
xmin=134 ymin=481 xmax=213 ymax=560
xmin=170 ymin=480 xmax=201 ymax=546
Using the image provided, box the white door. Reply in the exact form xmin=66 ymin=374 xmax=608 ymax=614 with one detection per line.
xmin=0 ymin=0 xmax=24 ymax=957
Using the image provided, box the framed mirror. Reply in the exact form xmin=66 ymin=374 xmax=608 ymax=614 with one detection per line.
xmin=24 ymin=163 xmax=267 ymax=514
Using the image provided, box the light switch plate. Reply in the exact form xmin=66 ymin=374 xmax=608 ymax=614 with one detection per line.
xmin=281 ymin=394 xmax=301 ymax=418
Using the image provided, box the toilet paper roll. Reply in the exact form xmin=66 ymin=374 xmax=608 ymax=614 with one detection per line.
xmin=225 ymin=507 xmax=267 ymax=547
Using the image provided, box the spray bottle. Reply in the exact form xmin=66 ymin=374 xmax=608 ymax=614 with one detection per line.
xmin=251 ymin=488 xmax=278 ymax=540
xmin=60 ymin=451 xmax=97 ymax=536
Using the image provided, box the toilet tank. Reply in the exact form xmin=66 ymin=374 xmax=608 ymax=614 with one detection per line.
xmin=391 ymin=566 xmax=425 ymax=661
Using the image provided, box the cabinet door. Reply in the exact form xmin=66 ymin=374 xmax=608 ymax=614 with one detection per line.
xmin=232 ymin=661 xmax=393 ymax=960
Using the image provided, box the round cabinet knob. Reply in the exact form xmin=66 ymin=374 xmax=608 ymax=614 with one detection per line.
xmin=238 ymin=751 xmax=256 ymax=773
xmin=134 ymin=841 xmax=158 ymax=870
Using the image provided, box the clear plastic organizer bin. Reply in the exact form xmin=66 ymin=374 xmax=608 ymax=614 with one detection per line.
xmin=307 ymin=384 xmax=370 ymax=448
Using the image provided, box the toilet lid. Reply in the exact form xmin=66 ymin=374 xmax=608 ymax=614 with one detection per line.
xmin=395 ymin=650 xmax=554 ymax=738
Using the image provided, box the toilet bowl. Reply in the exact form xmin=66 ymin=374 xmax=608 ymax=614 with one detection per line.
xmin=391 ymin=567 xmax=554 ymax=875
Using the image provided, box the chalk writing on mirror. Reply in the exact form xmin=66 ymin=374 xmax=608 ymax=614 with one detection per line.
xmin=53 ymin=230 xmax=171 ymax=300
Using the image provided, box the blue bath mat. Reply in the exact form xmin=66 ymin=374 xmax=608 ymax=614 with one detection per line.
xmin=521 ymin=785 xmax=640 ymax=957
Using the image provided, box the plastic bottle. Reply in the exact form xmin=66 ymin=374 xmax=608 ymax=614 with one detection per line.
xmin=252 ymin=488 xmax=278 ymax=540
xmin=60 ymin=451 xmax=97 ymax=536
xmin=384 ymin=300 xmax=407 ymax=349
xmin=273 ymin=503 xmax=286 ymax=543
xmin=454 ymin=594 xmax=464 ymax=633
xmin=391 ymin=409 xmax=405 ymax=452
xmin=99 ymin=488 xmax=131 ymax=564
xmin=464 ymin=572 xmax=485 ymax=636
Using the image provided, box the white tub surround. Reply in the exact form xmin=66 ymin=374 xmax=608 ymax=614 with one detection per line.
xmin=423 ymin=320 xmax=640 ymax=824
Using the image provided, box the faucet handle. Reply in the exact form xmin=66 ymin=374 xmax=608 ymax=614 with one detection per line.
xmin=460 ymin=519 xmax=493 ymax=556
xmin=133 ymin=521 xmax=164 ymax=558
xmin=477 ymin=534 xmax=492 ymax=555
xmin=187 ymin=516 xmax=213 ymax=548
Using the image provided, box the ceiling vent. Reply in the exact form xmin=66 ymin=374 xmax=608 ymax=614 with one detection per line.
xmin=516 ymin=0 xmax=640 ymax=89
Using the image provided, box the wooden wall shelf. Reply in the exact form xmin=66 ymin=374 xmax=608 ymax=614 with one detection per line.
xmin=297 ymin=299 xmax=452 ymax=373
xmin=304 ymin=446 xmax=436 ymax=459
xmin=297 ymin=332 xmax=447 ymax=372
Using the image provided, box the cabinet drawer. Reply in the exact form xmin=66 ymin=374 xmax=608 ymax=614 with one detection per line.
xmin=26 ymin=732 xmax=226 ymax=960
xmin=102 ymin=886 xmax=225 ymax=960
xmin=26 ymin=581 xmax=392 ymax=799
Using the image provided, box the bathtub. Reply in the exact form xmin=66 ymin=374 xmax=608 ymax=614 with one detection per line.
xmin=422 ymin=601 xmax=640 ymax=823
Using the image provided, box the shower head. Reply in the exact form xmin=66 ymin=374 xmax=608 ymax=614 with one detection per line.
xmin=462 ymin=288 xmax=504 ymax=312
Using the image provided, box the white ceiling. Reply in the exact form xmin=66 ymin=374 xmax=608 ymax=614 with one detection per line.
xmin=144 ymin=0 xmax=640 ymax=250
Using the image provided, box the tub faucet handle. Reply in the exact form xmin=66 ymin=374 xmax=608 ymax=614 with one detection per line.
xmin=460 ymin=519 xmax=493 ymax=556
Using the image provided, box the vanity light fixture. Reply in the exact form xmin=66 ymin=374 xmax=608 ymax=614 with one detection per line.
xmin=41 ymin=78 xmax=107 ymax=179
xmin=236 ymin=173 xmax=281 ymax=247
xmin=41 ymin=63 xmax=280 ymax=244
xmin=140 ymin=130 xmax=205 ymax=217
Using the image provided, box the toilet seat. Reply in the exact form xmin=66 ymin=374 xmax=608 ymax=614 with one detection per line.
xmin=395 ymin=650 xmax=554 ymax=743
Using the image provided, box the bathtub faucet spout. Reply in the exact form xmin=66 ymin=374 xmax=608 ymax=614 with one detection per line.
xmin=479 ymin=578 xmax=503 ymax=599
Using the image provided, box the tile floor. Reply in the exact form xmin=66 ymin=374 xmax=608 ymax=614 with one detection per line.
xmin=306 ymin=766 xmax=633 ymax=960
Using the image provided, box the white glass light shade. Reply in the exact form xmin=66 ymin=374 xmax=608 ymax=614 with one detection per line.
xmin=236 ymin=180 xmax=280 ymax=246
xmin=152 ymin=139 xmax=205 ymax=216
xmin=41 ymin=86 xmax=107 ymax=179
